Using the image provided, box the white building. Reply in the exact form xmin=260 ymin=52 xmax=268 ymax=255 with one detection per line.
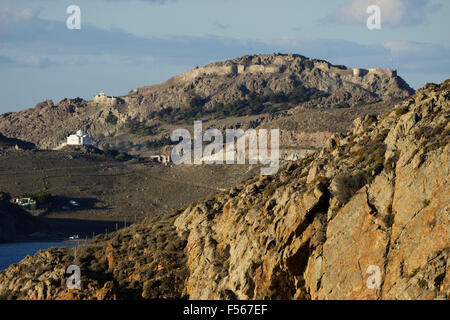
xmin=67 ymin=130 xmax=92 ymax=146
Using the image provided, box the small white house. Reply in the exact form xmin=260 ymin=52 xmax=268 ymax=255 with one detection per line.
xmin=67 ymin=130 xmax=92 ymax=146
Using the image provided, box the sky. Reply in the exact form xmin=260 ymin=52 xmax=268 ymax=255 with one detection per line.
xmin=0 ymin=0 xmax=449 ymax=113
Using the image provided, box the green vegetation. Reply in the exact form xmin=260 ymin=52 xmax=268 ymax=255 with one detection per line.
xmin=103 ymin=146 xmax=133 ymax=161
xmin=384 ymin=151 xmax=400 ymax=174
xmin=383 ymin=213 xmax=395 ymax=228
xmin=395 ymin=106 xmax=409 ymax=117
xmin=150 ymin=87 xmax=328 ymax=123
xmin=144 ymin=136 xmax=175 ymax=149
xmin=125 ymin=118 xmax=160 ymax=136
xmin=351 ymin=140 xmax=386 ymax=168
xmin=417 ymin=278 xmax=428 ymax=289
xmin=332 ymin=171 xmax=368 ymax=204
xmin=303 ymin=60 xmax=314 ymax=70
xmin=353 ymin=100 xmax=380 ymax=108
xmin=34 ymin=189 xmax=52 ymax=205
xmin=333 ymin=102 xmax=350 ymax=109
xmin=422 ymin=199 xmax=431 ymax=207
xmin=408 ymin=267 xmax=421 ymax=279
xmin=105 ymin=113 xmax=118 ymax=125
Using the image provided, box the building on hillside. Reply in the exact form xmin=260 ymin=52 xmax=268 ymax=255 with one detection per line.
xmin=67 ymin=130 xmax=92 ymax=146
xmin=150 ymin=154 xmax=171 ymax=164
xmin=93 ymin=92 xmax=118 ymax=106
xmin=14 ymin=198 xmax=37 ymax=209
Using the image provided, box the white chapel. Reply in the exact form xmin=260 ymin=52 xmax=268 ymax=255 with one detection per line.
xmin=67 ymin=130 xmax=92 ymax=146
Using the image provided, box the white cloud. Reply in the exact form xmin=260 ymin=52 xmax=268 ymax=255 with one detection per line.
xmin=0 ymin=7 xmax=40 ymax=25
xmin=327 ymin=0 xmax=441 ymax=26
xmin=384 ymin=40 xmax=450 ymax=72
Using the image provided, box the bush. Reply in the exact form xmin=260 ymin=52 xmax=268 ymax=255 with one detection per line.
xmin=303 ymin=60 xmax=314 ymax=70
xmin=34 ymin=189 xmax=52 ymax=205
xmin=105 ymin=113 xmax=118 ymax=125
xmin=152 ymin=88 xmax=328 ymax=123
xmin=332 ymin=171 xmax=368 ymax=204
xmin=417 ymin=278 xmax=428 ymax=289
xmin=395 ymin=106 xmax=409 ymax=117
xmin=189 ymin=96 xmax=208 ymax=108
xmin=125 ymin=118 xmax=159 ymax=136
xmin=115 ymin=152 xmax=131 ymax=161
xmin=333 ymin=102 xmax=350 ymax=109
xmin=144 ymin=136 xmax=174 ymax=149
xmin=383 ymin=213 xmax=395 ymax=227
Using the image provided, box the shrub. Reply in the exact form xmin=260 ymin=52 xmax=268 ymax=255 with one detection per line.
xmin=395 ymin=106 xmax=409 ymax=117
xmin=115 ymin=152 xmax=130 ymax=161
xmin=144 ymin=136 xmax=174 ymax=149
xmin=385 ymin=151 xmax=400 ymax=174
xmin=333 ymin=102 xmax=350 ymax=109
xmin=417 ymin=278 xmax=428 ymax=289
xmin=105 ymin=113 xmax=118 ymax=125
xmin=34 ymin=189 xmax=52 ymax=205
xmin=189 ymin=96 xmax=208 ymax=108
xmin=125 ymin=118 xmax=159 ymax=136
xmin=332 ymin=171 xmax=368 ymax=204
xmin=383 ymin=213 xmax=395 ymax=227
xmin=303 ymin=60 xmax=314 ymax=70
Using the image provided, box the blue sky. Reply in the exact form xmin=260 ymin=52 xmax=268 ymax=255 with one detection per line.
xmin=0 ymin=0 xmax=449 ymax=113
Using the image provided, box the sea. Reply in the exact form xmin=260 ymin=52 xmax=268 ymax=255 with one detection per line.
xmin=0 ymin=241 xmax=78 ymax=270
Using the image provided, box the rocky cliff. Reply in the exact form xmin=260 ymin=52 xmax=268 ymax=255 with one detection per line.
xmin=0 ymin=80 xmax=447 ymax=300
xmin=0 ymin=54 xmax=413 ymax=151
xmin=174 ymin=81 xmax=449 ymax=300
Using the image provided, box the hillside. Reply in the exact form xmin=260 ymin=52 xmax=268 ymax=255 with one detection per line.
xmin=0 ymin=54 xmax=413 ymax=153
xmin=0 ymin=197 xmax=50 ymax=243
xmin=0 ymin=133 xmax=35 ymax=151
xmin=0 ymin=80 xmax=447 ymax=300
xmin=0 ymin=145 xmax=259 ymax=243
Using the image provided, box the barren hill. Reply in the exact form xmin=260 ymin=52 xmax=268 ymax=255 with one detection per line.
xmin=0 ymin=80 xmax=447 ymax=300
xmin=0 ymin=53 xmax=413 ymax=152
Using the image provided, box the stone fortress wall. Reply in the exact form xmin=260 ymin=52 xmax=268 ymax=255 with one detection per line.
xmin=175 ymin=54 xmax=397 ymax=82
xmin=93 ymin=92 xmax=118 ymax=106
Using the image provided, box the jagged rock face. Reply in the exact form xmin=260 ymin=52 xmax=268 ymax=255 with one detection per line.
xmin=0 ymin=54 xmax=413 ymax=150
xmin=0 ymin=80 xmax=447 ymax=300
xmin=174 ymin=80 xmax=449 ymax=300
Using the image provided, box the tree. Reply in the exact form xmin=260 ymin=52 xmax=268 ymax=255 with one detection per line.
xmin=34 ymin=189 xmax=52 ymax=205
xmin=105 ymin=113 xmax=118 ymax=125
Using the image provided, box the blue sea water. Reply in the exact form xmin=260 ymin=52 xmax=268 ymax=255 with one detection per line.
xmin=0 ymin=242 xmax=78 ymax=270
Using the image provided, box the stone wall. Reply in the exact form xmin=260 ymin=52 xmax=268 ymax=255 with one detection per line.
xmin=93 ymin=93 xmax=118 ymax=106
xmin=175 ymin=57 xmax=396 ymax=83
xmin=176 ymin=63 xmax=285 ymax=82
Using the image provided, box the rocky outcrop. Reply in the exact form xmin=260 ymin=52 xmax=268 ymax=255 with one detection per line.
xmin=0 ymin=212 xmax=188 ymax=300
xmin=173 ymin=80 xmax=449 ymax=300
xmin=0 ymin=80 xmax=447 ymax=300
